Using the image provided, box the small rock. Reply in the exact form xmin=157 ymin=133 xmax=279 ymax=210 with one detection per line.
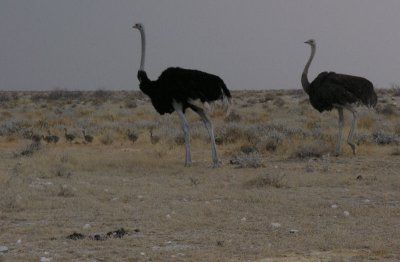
xmin=331 ymin=204 xmax=338 ymax=209
xmin=271 ymin=222 xmax=281 ymax=228
xmin=363 ymin=199 xmax=371 ymax=203
xmin=166 ymin=214 xmax=171 ymax=219
xmin=140 ymin=252 xmax=145 ymax=256
xmin=40 ymin=257 xmax=52 ymax=262
xmin=241 ymin=217 xmax=247 ymax=222
xmin=0 ymin=246 xmax=8 ymax=253
xmin=83 ymin=224 xmax=91 ymax=230
xmin=16 ymin=239 xmax=22 ymax=244
xmin=343 ymin=211 xmax=350 ymax=216
xmin=289 ymin=229 xmax=299 ymax=234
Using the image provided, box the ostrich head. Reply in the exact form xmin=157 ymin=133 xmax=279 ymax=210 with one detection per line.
xmin=133 ymin=23 xmax=144 ymax=31
xmin=304 ymin=39 xmax=316 ymax=47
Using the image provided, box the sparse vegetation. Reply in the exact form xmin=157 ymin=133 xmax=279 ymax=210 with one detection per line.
xmin=230 ymin=151 xmax=263 ymax=168
xmin=1 ymin=89 xmax=399 ymax=261
xmin=291 ymin=142 xmax=331 ymax=159
xmin=372 ymin=130 xmax=399 ymax=145
xmin=243 ymin=173 xmax=287 ymax=189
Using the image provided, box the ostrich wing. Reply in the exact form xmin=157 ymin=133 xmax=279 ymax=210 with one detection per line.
xmin=157 ymin=67 xmax=229 ymax=102
xmin=321 ymin=72 xmax=377 ymax=107
xmin=309 ymin=72 xmax=377 ymax=112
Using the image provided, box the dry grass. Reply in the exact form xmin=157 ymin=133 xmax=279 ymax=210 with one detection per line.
xmin=0 ymin=90 xmax=400 ymax=261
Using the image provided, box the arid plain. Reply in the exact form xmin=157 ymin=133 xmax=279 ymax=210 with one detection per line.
xmin=0 ymin=89 xmax=399 ymax=261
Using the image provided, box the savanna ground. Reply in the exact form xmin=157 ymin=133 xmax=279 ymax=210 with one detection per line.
xmin=0 ymin=88 xmax=400 ymax=261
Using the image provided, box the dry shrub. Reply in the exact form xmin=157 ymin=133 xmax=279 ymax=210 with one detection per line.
xmin=273 ymin=97 xmax=285 ymax=107
xmin=224 ymin=110 xmax=241 ymax=122
xmin=230 ymin=152 xmax=262 ymax=168
xmin=372 ymin=130 xmax=399 ymax=145
xmin=391 ymin=147 xmax=400 ymax=156
xmin=291 ymin=142 xmax=331 ymax=159
xmin=240 ymin=144 xmax=257 ymax=154
xmin=0 ymin=92 xmax=11 ymax=102
xmin=0 ymin=192 xmax=25 ymax=211
xmin=99 ymin=132 xmax=114 ymax=145
xmin=377 ymin=104 xmax=397 ymax=116
xmin=389 ymin=84 xmax=400 ymax=96
xmin=243 ymin=173 xmax=287 ymax=189
xmin=217 ymin=124 xmax=244 ymax=144
xmin=57 ymin=184 xmax=75 ymax=197
xmin=125 ymin=100 xmax=137 ymax=109
xmin=358 ymin=114 xmax=375 ymax=130
xmin=53 ymin=165 xmax=73 ymax=178
xmin=17 ymin=142 xmax=42 ymax=157
xmin=258 ymin=93 xmax=275 ymax=103
xmin=305 ymin=120 xmax=321 ymax=130
xmin=394 ymin=123 xmax=400 ymax=135
xmin=174 ymin=134 xmax=185 ymax=145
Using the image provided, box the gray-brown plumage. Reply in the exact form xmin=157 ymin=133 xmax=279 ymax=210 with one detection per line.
xmin=301 ymin=39 xmax=377 ymax=155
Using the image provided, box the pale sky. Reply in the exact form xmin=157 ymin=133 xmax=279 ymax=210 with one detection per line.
xmin=1 ymin=0 xmax=400 ymax=91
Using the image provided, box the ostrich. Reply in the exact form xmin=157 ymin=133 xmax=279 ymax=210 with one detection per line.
xmin=132 ymin=23 xmax=232 ymax=167
xmin=302 ymin=39 xmax=377 ymax=156
xmin=82 ymin=129 xmax=94 ymax=144
xmin=64 ymin=128 xmax=75 ymax=144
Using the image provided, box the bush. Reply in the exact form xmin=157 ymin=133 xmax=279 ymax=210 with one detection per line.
xmin=99 ymin=132 xmax=114 ymax=145
xmin=218 ymin=123 xmax=244 ymax=144
xmin=291 ymin=143 xmax=331 ymax=159
xmin=378 ymin=104 xmax=397 ymax=116
xmin=372 ymin=130 xmax=399 ymax=145
xmin=243 ymin=173 xmax=286 ymax=189
xmin=224 ymin=110 xmax=241 ymax=122
xmin=230 ymin=152 xmax=262 ymax=168
xmin=47 ymin=89 xmax=84 ymax=101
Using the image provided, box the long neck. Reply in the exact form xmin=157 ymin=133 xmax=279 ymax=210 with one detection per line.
xmin=301 ymin=44 xmax=315 ymax=94
xmin=138 ymin=27 xmax=146 ymax=71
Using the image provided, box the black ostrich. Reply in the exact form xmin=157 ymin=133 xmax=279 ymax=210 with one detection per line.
xmin=302 ymin=39 xmax=377 ymax=156
xmin=132 ymin=23 xmax=232 ymax=167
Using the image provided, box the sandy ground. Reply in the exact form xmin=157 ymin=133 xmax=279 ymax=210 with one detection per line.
xmin=0 ymin=90 xmax=399 ymax=261
xmin=1 ymin=144 xmax=399 ymax=261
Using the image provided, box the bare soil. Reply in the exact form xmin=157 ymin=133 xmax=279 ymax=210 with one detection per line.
xmin=0 ymin=90 xmax=399 ymax=261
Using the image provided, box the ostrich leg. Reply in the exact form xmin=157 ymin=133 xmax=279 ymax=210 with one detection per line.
xmin=191 ymin=105 xmax=220 ymax=168
xmin=336 ymin=107 xmax=345 ymax=156
xmin=345 ymin=106 xmax=358 ymax=155
xmin=173 ymin=101 xmax=192 ymax=167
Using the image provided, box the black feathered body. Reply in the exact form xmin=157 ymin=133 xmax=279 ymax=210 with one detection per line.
xmin=138 ymin=67 xmax=231 ymax=115
xmin=308 ymin=72 xmax=377 ymax=112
